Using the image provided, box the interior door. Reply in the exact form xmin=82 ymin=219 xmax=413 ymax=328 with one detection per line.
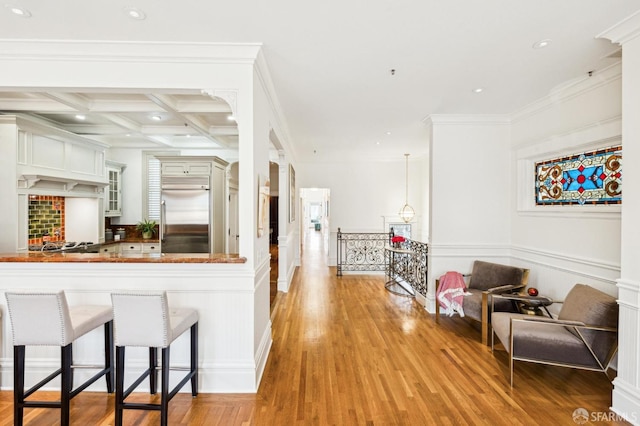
xmin=229 ymin=189 xmax=239 ymax=254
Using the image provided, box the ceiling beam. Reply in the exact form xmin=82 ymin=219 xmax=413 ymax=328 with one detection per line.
xmin=146 ymin=94 xmax=229 ymax=148
xmin=0 ymin=97 xmax=78 ymax=112
xmin=43 ymin=92 xmax=91 ymax=112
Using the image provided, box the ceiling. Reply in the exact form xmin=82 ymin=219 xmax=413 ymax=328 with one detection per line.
xmin=0 ymin=1 xmax=638 ymax=163
xmin=0 ymin=90 xmax=238 ymax=150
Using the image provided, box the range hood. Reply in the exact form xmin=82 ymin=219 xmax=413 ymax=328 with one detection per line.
xmin=19 ymin=174 xmax=108 ymax=195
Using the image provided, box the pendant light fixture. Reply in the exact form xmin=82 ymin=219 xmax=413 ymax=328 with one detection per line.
xmin=399 ymin=153 xmax=415 ymax=223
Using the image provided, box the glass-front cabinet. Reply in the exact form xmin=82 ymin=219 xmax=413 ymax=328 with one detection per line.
xmin=105 ymin=161 xmax=125 ymax=217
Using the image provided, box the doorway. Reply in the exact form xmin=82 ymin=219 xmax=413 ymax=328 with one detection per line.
xmin=269 ymin=195 xmax=279 ymax=307
xmin=300 ymin=188 xmax=330 ymax=257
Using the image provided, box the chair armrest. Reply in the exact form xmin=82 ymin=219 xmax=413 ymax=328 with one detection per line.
xmin=492 ymin=293 xmax=554 ymax=305
xmin=513 ymin=317 xmax=584 ymax=326
xmin=513 ymin=316 xmax=617 ymax=333
xmin=485 ymin=283 xmax=526 ymax=294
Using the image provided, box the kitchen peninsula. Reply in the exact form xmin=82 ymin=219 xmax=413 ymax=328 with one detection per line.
xmin=0 ymin=251 xmax=271 ymax=394
xmin=0 ymin=251 xmax=246 ymax=263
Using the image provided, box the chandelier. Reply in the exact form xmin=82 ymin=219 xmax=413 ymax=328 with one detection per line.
xmin=399 ymin=153 xmax=415 ymax=223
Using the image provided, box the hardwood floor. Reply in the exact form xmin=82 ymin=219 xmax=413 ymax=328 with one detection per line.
xmin=0 ymin=231 xmax=628 ymax=425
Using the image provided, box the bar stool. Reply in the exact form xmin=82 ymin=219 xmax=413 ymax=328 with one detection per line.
xmin=5 ymin=290 xmax=114 ymax=426
xmin=111 ymin=291 xmax=198 ymax=426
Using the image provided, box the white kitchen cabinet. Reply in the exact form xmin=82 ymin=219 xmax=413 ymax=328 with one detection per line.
xmin=99 ymin=242 xmax=158 ymax=254
xmin=12 ymin=116 xmax=109 ymax=194
xmin=99 ymin=244 xmax=120 ymax=254
xmin=142 ymin=243 xmax=160 ymax=253
xmin=161 ymin=161 xmax=211 ymax=176
xmin=105 ymin=161 xmax=125 ymax=217
xmin=120 ymin=243 xmax=142 ymax=253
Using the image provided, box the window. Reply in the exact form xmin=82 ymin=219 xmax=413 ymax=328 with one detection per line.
xmin=535 ymin=146 xmax=622 ymax=205
xmin=142 ymin=151 xmax=177 ymax=220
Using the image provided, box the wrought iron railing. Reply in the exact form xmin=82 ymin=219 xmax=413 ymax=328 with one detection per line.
xmin=386 ymin=239 xmax=428 ymax=298
xmin=336 ymin=227 xmax=428 ymax=298
xmin=336 ymin=228 xmax=391 ymax=276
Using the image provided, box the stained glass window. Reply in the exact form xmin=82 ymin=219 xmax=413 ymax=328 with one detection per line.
xmin=535 ymin=146 xmax=622 ymax=205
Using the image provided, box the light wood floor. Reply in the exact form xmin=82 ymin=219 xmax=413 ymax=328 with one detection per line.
xmin=0 ymin=231 xmax=628 ymax=425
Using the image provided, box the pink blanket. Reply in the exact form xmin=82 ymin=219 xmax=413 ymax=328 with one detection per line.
xmin=437 ymin=271 xmax=468 ymax=317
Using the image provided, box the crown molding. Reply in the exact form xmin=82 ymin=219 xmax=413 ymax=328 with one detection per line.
xmin=597 ymin=10 xmax=640 ymax=45
xmin=510 ymin=61 xmax=622 ymax=124
xmin=253 ymin=48 xmax=296 ymax=164
xmin=423 ymin=114 xmax=510 ymax=126
xmin=513 ymin=115 xmax=621 ymax=154
xmin=0 ymin=39 xmax=262 ymax=64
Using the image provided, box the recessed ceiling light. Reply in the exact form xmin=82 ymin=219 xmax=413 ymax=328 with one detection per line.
xmin=151 ymin=115 xmax=162 ymax=121
xmin=532 ymin=39 xmax=552 ymax=49
xmin=386 ymin=131 xmax=391 ymax=135
xmin=75 ymin=114 xmax=86 ymax=120
xmin=6 ymin=5 xmax=31 ymax=17
xmin=473 ymin=87 xmax=484 ymax=93
xmin=123 ymin=7 xmax=146 ymax=20
xmin=227 ymin=115 xmax=236 ymax=121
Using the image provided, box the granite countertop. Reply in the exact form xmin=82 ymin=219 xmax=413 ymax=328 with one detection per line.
xmin=0 ymin=252 xmax=246 ymax=263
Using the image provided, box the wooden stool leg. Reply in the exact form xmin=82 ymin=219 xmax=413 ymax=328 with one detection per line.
xmin=115 ymin=346 xmax=125 ymax=426
xmin=191 ymin=322 xmax=198 ymax=396
xmin=13 ymin=346 xmax=25 ymax=426
xmin=160 ymin=347 xmax=170 ymax=426
xmin=61 ymin=344 xmax=73 ymax=426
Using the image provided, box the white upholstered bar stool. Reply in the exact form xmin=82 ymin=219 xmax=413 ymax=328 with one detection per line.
xmin=4 ymin=290 xmax=114 ymax=426
xmin=111 ymin=291 xmax=198 ymax=426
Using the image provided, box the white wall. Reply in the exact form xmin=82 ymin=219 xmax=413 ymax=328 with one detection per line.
xmin=251 ymin=67 xmax=274 ymax=376
xmin=418 ymin=153 xmax=430 ymax=243
xmin=509 ymin=63 xmax=622 ymax=306
xmin=426 ymin=116 xmax=512 ymax=311
xmin=297 ymin=159 xmax=423 ymax=233
xmin=297 ymin=158 xmax=425 ymax=266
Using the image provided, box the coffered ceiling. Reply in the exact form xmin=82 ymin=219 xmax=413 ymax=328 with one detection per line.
xmin=0 ymin=90 xmax=237 ymax=150
xmin=0 ymin=1 xmax=639 ymax=162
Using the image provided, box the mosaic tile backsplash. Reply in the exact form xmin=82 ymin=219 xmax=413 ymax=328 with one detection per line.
xmin=28 ymin=195 xmax=65 ymax=244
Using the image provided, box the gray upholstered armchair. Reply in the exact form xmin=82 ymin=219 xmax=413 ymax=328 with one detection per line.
xmin=491 ymin=284 xmax=619 ymax=387
xmin=435 ymin=260 xmax=530 ymax=345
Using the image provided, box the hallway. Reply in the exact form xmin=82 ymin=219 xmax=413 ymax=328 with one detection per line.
xmin=258 ymin=231 xmax=625 ymax=424
xmin=0 ymin=230 xmax=625 ymax=425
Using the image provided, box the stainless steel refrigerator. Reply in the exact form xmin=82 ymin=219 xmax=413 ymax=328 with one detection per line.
xmin=160 ymin=176 xmax=211 ymax=253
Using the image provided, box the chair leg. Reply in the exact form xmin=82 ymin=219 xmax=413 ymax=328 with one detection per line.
xmin=491 ymin=328 xmax=495 ymax=352
xmin=104 ymin=321 xmax=114 ymax=393
xmin=61 ymin=344 xmax=73 ymax=426
xmin=190 ymin=322 xmax=198 ymax=396
xmin=13 ymin=346 xmax=25 ymax=426
xmin=115 ymin=346 xmax=125 ymax=426
xmin=510 ymin=355 xmax=514 ymax=388
xmin=149 ymin=347 xmax=158 ymax=395
xmin=161 ymin=347 xmax=170 ymax=426
xmin=509 ymin=321 xmax=514 ymax=388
